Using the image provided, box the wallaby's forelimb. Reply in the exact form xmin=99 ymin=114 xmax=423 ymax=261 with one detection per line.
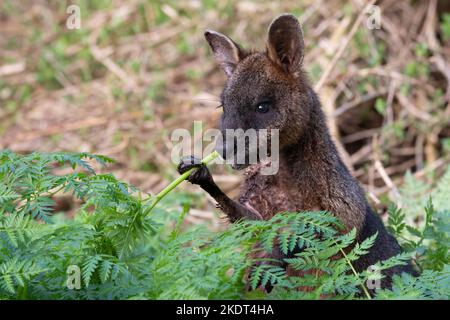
xmin=177 ymin=156 xmax=263 ymax=222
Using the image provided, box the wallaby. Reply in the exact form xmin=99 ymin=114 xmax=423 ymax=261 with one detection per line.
xmin=178 ymin=14 xmax=416 ymax=292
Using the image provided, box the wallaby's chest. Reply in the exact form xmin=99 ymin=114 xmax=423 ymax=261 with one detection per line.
xmin=238 ymin=163 xmax=320 ymax=220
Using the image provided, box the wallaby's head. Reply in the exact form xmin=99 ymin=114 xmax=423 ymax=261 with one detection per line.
xmin=205 ymin=14 xmax=313 ymax=169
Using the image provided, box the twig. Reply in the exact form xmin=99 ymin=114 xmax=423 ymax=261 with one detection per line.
xmin=334 ymin=89 xmax=388 ymax=117
xmin=314 ymin=0 xmax=377 ymax=92
xmin=396 ymin=93 xmax=432 ymax=122
xmin=374 ymin=160 xmax=400 ymax=199
xmin=89 ymin=30 xmax=138 ymax=90
xmin=0 ymin=62 xmax=25 ymax=76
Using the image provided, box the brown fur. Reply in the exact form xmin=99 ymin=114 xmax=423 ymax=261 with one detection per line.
xmin=178 ymin=14 xmax=417 ymax=293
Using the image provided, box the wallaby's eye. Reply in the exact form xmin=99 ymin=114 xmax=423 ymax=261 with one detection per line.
xmin=256 ymin=102 xmax=270 ymax=113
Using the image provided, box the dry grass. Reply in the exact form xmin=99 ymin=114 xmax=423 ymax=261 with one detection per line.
xmin=1 ymin=0 xmax=449 ymax=219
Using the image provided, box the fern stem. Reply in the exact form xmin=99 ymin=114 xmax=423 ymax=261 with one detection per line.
xmin=18 ymin=282 xmax=28 ymax=300
xmin=145 ymin=151 xmax=220 ymax=215
xmin=337 ymin=246 xmax=372 ymax=299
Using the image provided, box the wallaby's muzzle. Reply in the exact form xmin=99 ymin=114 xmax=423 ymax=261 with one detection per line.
xmin=215 ymin=128 xmax=275 ymax=171
xmin=215 ymin=133 xmax=250 ymax=170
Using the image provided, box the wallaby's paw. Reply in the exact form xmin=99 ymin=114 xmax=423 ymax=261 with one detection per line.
xmin=177 ymin=155 xmax=213 ymax=186
xmin=177 ymin=155 xmax=202 ymax=174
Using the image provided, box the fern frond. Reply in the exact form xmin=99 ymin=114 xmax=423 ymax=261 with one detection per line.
xmin=82 ymin=255 xmax=102 ymax=287
xmin=0 ymin=257 xmax=47 ymax=295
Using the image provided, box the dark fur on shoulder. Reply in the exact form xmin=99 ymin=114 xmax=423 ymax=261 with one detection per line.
xmin=178 ymin=14 xmax=417 ymax=291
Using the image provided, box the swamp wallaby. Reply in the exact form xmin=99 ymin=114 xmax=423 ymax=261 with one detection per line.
xmin=178 ymin=14 xmax=416 ymax=291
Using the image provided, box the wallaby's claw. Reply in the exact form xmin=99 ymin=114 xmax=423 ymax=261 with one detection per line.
xmin=177 ymin=155 xmax=202 ymax=174
xmin=177 ymin=155 xmax=213 ymax=186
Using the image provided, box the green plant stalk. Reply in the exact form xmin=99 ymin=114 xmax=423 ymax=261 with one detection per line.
xmin=145 ymin=151 xmax=220 ymax=214
xmin=337 ymin=246 xmax=372 ymax=300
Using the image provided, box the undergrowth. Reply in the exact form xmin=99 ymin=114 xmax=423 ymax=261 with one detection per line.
xmin=0 ymin=151 xmax=448 ymax=300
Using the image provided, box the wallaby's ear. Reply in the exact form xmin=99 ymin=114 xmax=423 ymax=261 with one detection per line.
xmin=266 ymin=14 xmax=304 ymax=76
xmin=204 ymin=30 xmax=245 ymax=77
